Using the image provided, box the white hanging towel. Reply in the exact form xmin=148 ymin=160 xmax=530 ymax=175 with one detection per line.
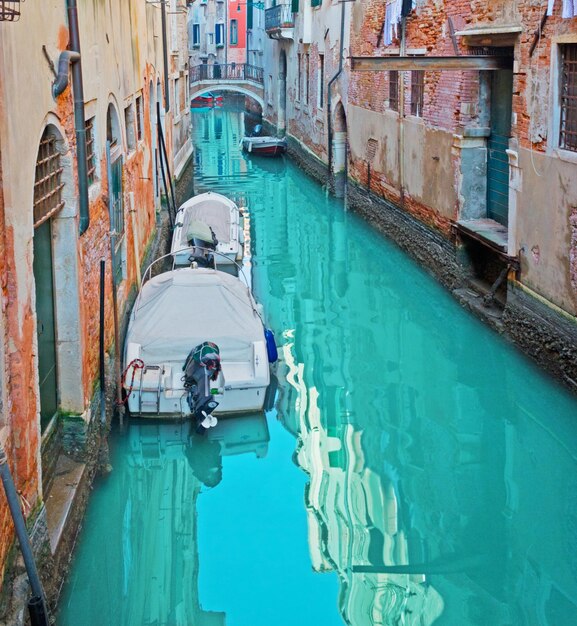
xmin=548 ymin=0 xmax=577 ymax=16
xmin=384 ymin=0 xmax=403 ymax=46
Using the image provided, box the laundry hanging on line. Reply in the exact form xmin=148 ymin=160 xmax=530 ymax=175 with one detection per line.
xmin=547 ymin=0 xmax=577 ymax=18
xmin=383 ymin=0 xmax=415 ymax=46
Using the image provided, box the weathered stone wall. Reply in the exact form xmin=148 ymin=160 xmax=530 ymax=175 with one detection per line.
xmin=0 ymin=0 xmax=188 ymax=617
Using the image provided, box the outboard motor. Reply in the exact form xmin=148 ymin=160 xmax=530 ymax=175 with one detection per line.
xmin=186 ymin=219 xmax=219 ymax=268
xmin=182 ymin=342 xmax=223 ymax=432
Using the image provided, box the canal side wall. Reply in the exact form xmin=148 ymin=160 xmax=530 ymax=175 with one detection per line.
xmin=281 ymin=118 xmax=577 ymax=394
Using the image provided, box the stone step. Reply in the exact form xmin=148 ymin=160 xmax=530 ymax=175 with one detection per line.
xmin=44 ymin=455 xmax=87 ymax=555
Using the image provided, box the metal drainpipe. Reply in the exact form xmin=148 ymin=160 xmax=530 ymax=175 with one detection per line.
xmin=0 ymin=444 xmax=49 ymax=625
xmin=398 ymin=16 xmax=407 ymax=205
xmin=327 ymin=0 xmax=346 ymax=178
xmin=66 ymin=0 xmax=90 ymax=235
xmin=161 ymin=0 xmax=170 ymax=111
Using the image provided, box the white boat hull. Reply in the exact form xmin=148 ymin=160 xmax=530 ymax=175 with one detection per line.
xmin=171 ymin=192 xmax=244 ymax=267
xmin=123 ymin=270 xmax=271 ymax=420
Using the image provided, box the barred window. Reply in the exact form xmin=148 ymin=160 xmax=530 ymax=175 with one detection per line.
xmin=318 ymin=54 xmax=324 ymax=109
xmin=389 ymin=70 xmax=399 ymax=112
xmin=135 ymin=95 xmax=143 ymax=142
xmin=125 ymin=104 xmax=136 ymax=151
xmin=34 ymin=130 xmax=64 ymax=227
xmin=86 ymin=117 xmax=96 ymax=186
xmin=411 ymin=70 xmax=424 ymax=117
xmin=297 ymin=53 xmax=302 ymax=101
xmin=560 ymin=44 xmax=577 ymax=153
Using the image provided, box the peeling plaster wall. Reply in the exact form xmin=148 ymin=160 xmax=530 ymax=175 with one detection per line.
xmin=516 ymin=148 xmax=577 ymax=316
xmin=0 ymin=0 xmax=188 ymax=596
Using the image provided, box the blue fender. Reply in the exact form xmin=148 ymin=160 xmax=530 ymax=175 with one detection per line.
xmin=265 ymin=329 xmax=278 ymax=363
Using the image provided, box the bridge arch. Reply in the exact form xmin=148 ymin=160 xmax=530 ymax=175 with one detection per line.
xmin=189 ymin=85 xmax=264 ymax=110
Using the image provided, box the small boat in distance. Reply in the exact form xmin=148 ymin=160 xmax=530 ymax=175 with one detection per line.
xmin=171 ymin=192 xmax=244 ymax=267
xmin=241 ymin=135 xmax=287 ymax=157
xmin=123 ymin=266 xmax=277 ymax=430
xmin=191 ymin=92 xmax=223 ymax=108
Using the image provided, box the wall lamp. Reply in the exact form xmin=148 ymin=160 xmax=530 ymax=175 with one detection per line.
xmin=237 ymin=1 xmax=265 ymax=11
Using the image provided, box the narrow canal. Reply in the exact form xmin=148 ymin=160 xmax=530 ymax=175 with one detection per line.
xmin=59 ymin=104 xmax=577 ymax=625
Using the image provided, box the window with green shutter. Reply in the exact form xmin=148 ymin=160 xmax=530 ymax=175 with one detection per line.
xmin=311 ymin=0 xmax=321 ymax=7
xmin=291 ymin=0 xmax=299 ymax=12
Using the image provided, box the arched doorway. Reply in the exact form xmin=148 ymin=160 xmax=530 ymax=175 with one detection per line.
xmin=278 ymin=50 xmax=287 ymax=135
xmin=33 ymin=130 xmax=60 ymax=430
xmin=106 ymin=102 xmax=125 ymax=285
xmin=332 ymin=101 xmax=347 ymax=198
xmin=33 ymin=123 xmax=83 ymax=431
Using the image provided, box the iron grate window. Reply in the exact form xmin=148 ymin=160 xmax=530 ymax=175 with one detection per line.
xmin=389 ymin=70 xmax=399 ymax=112
xmin=0 ymin=0 xmax=23 ymax=22
xmin=560 ymin=44 xmax=577 ymax=153
xmin=411 ymin=70 xmax=424 ymax=117
xmin=135 ymin=95 xmax=143 ymax=142
xmin=34 ymin=132 xmax=64 ymax=228
xmin=86 ymin=118 xmax=96 ymax=186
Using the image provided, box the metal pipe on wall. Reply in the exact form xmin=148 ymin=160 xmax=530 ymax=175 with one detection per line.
xmin=66 ymin=0 xmax=90 ymax=235
xmin=327 ymin=0 xmax=346 ymax=178
xmin=398 ymin=17 xmax=407 ymax=205
xmin=161 ymin=0 xmax=170 ymax=111
xmin=0 ymin=445 xmax=49 ymax=626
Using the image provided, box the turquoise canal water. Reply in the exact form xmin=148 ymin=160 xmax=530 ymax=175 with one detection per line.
xmin=59 ymin=106 xmax=577 ymax=625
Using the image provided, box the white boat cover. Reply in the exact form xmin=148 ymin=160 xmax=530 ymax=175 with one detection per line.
xmin=177 ymin=192 xmax=237 ymax=246
xmin=127 ymin=268 xmax=264 ymax=365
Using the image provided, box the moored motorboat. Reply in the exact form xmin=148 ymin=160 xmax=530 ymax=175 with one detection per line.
xmin=241 ymin=136 xmax=287 ymax=157
xmin=190 ymin=92 xmax=223 ymax=108
xmin=171 ymin=192 xmax=244 ymax=267
xmin=123 ymin=266 xmax=277 ymax=430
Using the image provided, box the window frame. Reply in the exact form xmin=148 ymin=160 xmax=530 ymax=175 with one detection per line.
xmin=135 ymin=95 xmax=143 ymax=143
xmin=559 ymin=43 xmax=577 ymax=153
xmin=410 ymin=70 xmax=424 ymax=118
xmin=215 ymin=23 xmax=224 ymax=48
xmin=230 ymin=19 xmax=238 ymax=45
xmin=389 ymin=70 xmax=399 ymax=112
xmin=318 ymin=53 xmax=324 ymax=109
xmin=192 ymin=23 xmax=201 ymax=48
xmin=85 ymin=117 xmax=97 ymax=185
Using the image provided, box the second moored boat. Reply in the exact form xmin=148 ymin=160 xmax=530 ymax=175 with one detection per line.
xmin=171 ymin=191 xmax=244 ymax=268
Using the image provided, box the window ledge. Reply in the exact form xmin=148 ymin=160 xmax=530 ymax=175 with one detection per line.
xmin=553 ymin=147 xmax=577 ymax=165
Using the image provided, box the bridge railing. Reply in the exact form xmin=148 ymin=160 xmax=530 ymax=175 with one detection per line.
xmin=190 ymin=63 xmax=264 ymax=85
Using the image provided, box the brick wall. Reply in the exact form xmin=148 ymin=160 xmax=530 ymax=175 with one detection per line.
xmin=348 ymin=1 xmax=577 ymax=232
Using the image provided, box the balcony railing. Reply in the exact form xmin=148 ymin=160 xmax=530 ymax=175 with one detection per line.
xmin=189 ymin=63 xmax=264 ymax=85
xmin=265 ymin=4 xmax=295 ymax=32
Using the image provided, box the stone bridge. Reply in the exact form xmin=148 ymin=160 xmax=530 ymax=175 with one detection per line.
xmin=189 ymin=63 xmax=265 ymax=109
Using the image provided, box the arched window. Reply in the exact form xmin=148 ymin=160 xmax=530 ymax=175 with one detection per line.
xmin=34 ymin=127 xmax=64 ymax=227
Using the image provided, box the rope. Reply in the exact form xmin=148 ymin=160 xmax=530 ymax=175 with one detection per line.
xmin=117 ymin=358 xmax=145 ymax=405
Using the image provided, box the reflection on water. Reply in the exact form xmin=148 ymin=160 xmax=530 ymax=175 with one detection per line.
xmin=58 ymin=415 xmax=270 ymax=625
xmin=60 ymin=104 xmax=577 ymax=626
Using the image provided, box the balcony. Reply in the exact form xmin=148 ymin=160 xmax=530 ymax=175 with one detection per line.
xmin=265 ymin=4 xmax=294 ymax=41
